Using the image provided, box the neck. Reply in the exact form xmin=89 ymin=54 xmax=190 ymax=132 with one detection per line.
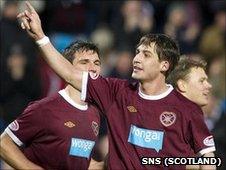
xmin=139 ymin=77 xmax=168 ymax=95
xmin=64 ymin=85 xmax=87 ymax=105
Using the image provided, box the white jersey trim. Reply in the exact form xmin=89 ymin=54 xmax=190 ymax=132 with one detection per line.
xmin=138 ymin=84 xmax=174 ymax=100
xmin=4 ymin=127 xmax=23 ymax=146
xmin=81 ymin=72 xmax=89 ymax=102
xmin=198 ymin=146 xmax=216 ymax=156
xmin=58 ymin=89 xmax=88 ymax=111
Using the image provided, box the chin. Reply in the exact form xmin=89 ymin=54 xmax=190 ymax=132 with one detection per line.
xmin=132 ymin=73 xmax=138 ymax=79
xmin=199 ymin=101 xmax=208 ymax=107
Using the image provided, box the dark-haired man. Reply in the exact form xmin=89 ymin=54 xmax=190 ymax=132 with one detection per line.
xmin=0 ymin=41 xmax=102 ymax=169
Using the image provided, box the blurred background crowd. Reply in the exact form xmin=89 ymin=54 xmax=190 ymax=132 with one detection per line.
xmin=0 ymin=0 xmax=225 ymax=169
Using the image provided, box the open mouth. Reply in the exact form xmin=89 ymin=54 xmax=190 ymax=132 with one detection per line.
xmin=133 ymin=66 xmax=143 ymax=72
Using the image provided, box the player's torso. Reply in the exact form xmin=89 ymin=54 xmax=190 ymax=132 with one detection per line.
xmin=106 ymin=88 xmax=192 ymax=169
xmin=25 ymin=95 xmax=100 ymax=169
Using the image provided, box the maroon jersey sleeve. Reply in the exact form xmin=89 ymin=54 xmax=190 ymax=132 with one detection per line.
xmin=81 ymin=72 xmax=126 ymax=115
xmin=189 ymin=107 xmax=216 ymax=156
xmin=4 ymin=102 xmax=44 ymax=146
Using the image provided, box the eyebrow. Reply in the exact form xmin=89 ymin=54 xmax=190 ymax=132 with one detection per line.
xmin=79 ymin=59 xmax=101 ymax=64
xmin=143 ymin=50 xmax=153 ymax=55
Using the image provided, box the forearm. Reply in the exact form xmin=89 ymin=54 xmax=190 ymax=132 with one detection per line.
xmin=17 ymin=2 xmax=83 ymax=91
xmin=38 ymin=40 xmax=83 ymax=91
xmin=0 ymin=133 xmax=43 ymax=170
xmin=88 ymin=158 xmax=104 ymax=170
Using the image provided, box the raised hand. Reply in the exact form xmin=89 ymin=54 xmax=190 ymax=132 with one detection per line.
xmin=17 ymin=1 xmax=45 ymax=40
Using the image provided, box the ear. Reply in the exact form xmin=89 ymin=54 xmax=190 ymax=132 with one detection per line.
xmin=160 ymin=61 xmax=170 ymax=72
xmin=177 ymin=79 xmax=187 ymax=92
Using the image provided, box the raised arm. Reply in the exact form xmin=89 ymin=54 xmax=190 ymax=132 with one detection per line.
xmin=0 ymin=132 xmax=43 ymax=170
xmin=17 ymin=1 xmax=83 ymax=91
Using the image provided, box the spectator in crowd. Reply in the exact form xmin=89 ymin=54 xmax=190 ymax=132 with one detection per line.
xmin=108 ymin=49 xmax=133 ymax=80
xmin=112 ymin=0 xmax=155 ymax=51
xmin=164 ymin=1 xmax=201 ymax=54
xmin=199 ymin=9 xmax=226 ymax=64
xmin=0 ymin=45 xmax=41 ymax=126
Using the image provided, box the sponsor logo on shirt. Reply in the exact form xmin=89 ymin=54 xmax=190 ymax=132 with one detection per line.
xmin=69 ymin=138 xmax=95 ymax=158
xmin=9 ymin=120 xmax=19 ymax=131
xmin=203 ymin=135 xmax=215 ymax=147
xmin=127 ymin=106 xmax=137 ymax=113
xmin=91 ymin=121 xmax=99 ymax=136
xmin=64 ymin=121 xmax=75 ymax=128
xmin=128 ymin=125 xmax=164 ymax=152
xmin=160 ymin=111 xmax=176 ymax=127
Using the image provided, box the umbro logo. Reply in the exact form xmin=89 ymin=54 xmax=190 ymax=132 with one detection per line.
xmin=127 ymin=106 xmax=137 ymax=113
xmin=64 ymin=121 xmax=75 ymax=128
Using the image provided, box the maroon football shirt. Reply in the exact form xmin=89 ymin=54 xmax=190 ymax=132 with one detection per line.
xmin=5 ymin=89 xmax=100 ymax=170
xmin=81 ymin=73 xmax=215 ymax=169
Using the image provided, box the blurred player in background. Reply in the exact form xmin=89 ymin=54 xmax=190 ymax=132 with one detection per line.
xmin=167 ymin=56 xmax=212 ymax=107
xmin=0 ymin=40 xmax=103 ymax=169
xmin=17 ymin=2 xmax=216 ymax=169
xmin=167 ymin=56 xmax=214 ymax=169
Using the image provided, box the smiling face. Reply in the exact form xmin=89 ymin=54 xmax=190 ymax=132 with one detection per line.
xmin=179 ymin=67 xmax=212 ymax=107
xmin=132 ymin=43 xmax=169 ymax=82
xmin=72 ymin=50 xmax=101 ymax=75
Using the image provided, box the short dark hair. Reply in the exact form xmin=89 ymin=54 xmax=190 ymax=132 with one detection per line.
xmin=167 ymin=56 xmax=207 ymax=88
xmin=137 ymin=34 xmax=180 ymax=77
xmin=62 ymin=40 xmax=99 ymax=64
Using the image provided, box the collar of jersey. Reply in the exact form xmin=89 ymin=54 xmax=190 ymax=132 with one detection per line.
xmin=138 ymin=84 xmax=174 ymax=100
xmin=58 ymin=89 xmax=88 ymax=111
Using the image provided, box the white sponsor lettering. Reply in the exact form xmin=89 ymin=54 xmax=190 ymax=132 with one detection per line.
xmin=71 ymin=139 xmax=93 ymax=151
xmin=131 ymin=125 xmax=160 ymax=142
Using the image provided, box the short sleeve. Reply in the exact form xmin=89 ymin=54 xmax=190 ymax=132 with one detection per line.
xmin=81 ymin=72 xmax=126 ymax=115
xmin=4 ymin=103 xmax=44 ymax=147
xmin=189 ymin=107 xmax=216 ymax=156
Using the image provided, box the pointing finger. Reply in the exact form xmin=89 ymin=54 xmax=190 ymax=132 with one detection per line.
xmin=25 ymin=1 xmax=37 ymax=14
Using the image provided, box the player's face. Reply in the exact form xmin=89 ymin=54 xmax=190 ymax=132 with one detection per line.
xmin=183 ymin=67 xmax=212 ymax=107
xmin=72 ymin=50 xmax=101 ymax=75
xmin=132 ymin=43 xmax=166 ymax=82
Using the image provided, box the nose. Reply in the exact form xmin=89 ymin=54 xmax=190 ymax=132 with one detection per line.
xmin=88 ymin=63 xmax=96 ymax=73
xmin=133 ymin=53 xmax=142 ymax=64
xmin=206 ymin=81 xmax=212 ymax=89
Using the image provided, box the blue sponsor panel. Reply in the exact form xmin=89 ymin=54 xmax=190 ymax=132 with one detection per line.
xmin=69 ymin=138 xmax=95 ymax=158
xmin=128 ymin=125 xmax=164 ymax=152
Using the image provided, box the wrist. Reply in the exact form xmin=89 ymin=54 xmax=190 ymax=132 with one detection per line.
xmin=35 ymin=36 xmax=50 ymax=47
xmin=34 ymin=31 xmax=46 ymax=41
